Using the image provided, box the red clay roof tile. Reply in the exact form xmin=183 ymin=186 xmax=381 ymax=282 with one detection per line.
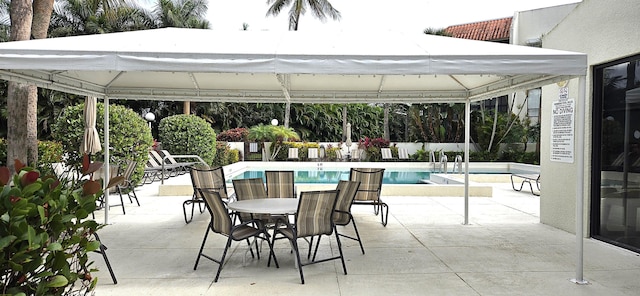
xmin=444 ymin=17 xmax=512 ymax=42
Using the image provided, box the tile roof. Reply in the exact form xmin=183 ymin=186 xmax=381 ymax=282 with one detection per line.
xmin=444 ymin=17 xmax=512 ymax=42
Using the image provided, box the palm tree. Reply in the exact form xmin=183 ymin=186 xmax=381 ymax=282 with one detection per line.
xmin=151 ymin=0 xmax=209 ymax=29
xmin=248 ymin=124 xmax=299 ymax=160
xmin=266 ymin=0 xmax=340 ymax=31
xmin=266 ymin=0 xmax=340 ymax=127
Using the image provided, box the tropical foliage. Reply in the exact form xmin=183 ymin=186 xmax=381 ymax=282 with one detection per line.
xmin=266 ymin=0 xmax=341 ymax=31
xmin=0 ymin=158 xmax=114 ymax=295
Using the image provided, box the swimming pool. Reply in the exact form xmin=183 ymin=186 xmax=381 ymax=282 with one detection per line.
xmin=233 ymin=169 xmax=431 ymax=184
xmin=226 ymin=162 xmax=538 ymax=185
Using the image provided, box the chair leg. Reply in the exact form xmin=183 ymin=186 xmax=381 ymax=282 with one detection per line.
xmin=116 ymin=187 xmax=126 ymax=215
xmin=350 ymin=217 xmax=365 ymax=254
xmin=380 ymin=202 xmax=389 ymax=227
xmin=264 ymin=230 xmax=279 ymax=268
xmin=290 ymin=237 xmax=305 ymax=284
xmin=214 ymin=237 xmax=233 ymax=283
xmin=333 ymin=226 xmax=348 ymax=275
xmin=193 ymin=225 xmax=210 ymax=270
xmin=127 ymin=184 xmax=140 ymax=206
xmin=93 ymin=233 xmax=117 ymax=284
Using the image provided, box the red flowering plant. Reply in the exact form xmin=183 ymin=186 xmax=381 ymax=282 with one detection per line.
xmin=0 ymin=155 xmax=120 ymax=295
xmin=358 ymin=137 xmax=390 ymax=161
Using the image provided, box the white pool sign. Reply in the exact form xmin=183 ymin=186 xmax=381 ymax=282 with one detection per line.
xmin=551 ymin=86 xmax=575 ymax=163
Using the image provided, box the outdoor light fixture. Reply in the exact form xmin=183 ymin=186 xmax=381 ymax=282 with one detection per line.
xmin=271 ymin=118 xmax=278 ymax=126
xmin=145 ymin=112 xmax=155 ymax=129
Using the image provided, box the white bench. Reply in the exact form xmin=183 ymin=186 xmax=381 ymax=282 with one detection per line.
xmin=510 ymin=173 xmax=540 ymax=196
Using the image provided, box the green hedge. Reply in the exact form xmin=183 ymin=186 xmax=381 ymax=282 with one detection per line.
xmin=52 ymin=103 xmax=153 ymax=186
xmin=159 ymin=115 xmax=216 ymax=165
xmin=0 ymin=139 xmax=63 ymax=172
xmin=212 ymin=141 xmax=240 ymax=166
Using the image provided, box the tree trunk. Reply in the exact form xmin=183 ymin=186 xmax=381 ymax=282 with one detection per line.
xmin=342 ymin=106 xmax=347 ymax=142
xmin=284 ymin=102 xmax=291 ymax=128
xmin=383 ymin=103 xmax=390 ymax=140
xmin=7 ymin=0 xmax=34 ymax=172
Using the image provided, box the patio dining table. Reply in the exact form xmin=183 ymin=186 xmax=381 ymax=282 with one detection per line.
xmin=226 ymin=198 xmax=298 ymax=215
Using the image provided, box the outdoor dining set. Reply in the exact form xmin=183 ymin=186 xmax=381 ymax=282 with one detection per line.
xmin=186 ymin=166 xmax=388 ymax=284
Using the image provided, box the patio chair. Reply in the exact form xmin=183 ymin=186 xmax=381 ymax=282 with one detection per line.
xmin=288 ymin=147 xmax=300 ymax=161
xmin=307 ymin=148 xmax=319 ymax=161
xmin=146 ymin=152 xmax=185 ymax=181
xmin=270 ymin=190 xmax=346 ymax=284
xmin=115 ymin=160 xmax=140 ymax=214
xmin=193 ymin=189 xmax=278 ymax=283
xmin=349 ymin=168 xmax=388 ymax=226
xmin=381 ymin=148 xmax=396 ymax=161
xmin=334 ymin=180 xmax=365 ymax=254
xmin=188 ymin=166 xmax=233 ymax=224
xmin=398 ymin=148 xmax=410 ymax=161
xmin=265 ymin=170 xmax=296 ymax=199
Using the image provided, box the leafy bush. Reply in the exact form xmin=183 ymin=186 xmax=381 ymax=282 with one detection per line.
xmin=216 ymin=128 xmax=248 ymax=142
xmin=0 ymin=140 xmax=63 ymax=169
xmin=0 ymin=159 xmax=110 ymax=295
xmin=52 ymin=103 xmax=153 ymax=186
xmin=212 ymin=142 xmax=240 ymax=166
xmin=159 ymin=115 xmax=216 ymax=165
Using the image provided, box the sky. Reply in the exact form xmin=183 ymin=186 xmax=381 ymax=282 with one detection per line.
xmin=206 ymin=0 xmax=582 ymax=34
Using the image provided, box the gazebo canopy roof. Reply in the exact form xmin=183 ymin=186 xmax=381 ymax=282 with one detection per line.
xmin=0 ymin=28 xmax=586 ymax=104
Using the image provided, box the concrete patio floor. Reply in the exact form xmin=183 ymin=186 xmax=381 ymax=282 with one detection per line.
xmin=90 ymin=175 xmax=640 ymax=296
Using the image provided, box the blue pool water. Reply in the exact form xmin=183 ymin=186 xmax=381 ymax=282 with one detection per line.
xmin=233 ymin=170 xmax=432 ymax=184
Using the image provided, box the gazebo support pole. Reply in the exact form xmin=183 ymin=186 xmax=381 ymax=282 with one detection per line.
xmin=103 ymin=97 xmax=110 ymax=225
xmin=464 ymin=99 xmax=470 ymax=225
xmin=571 ymin=76 xmax=588 ymax=284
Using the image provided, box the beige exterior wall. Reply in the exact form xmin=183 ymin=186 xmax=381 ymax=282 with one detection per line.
xmin=541 ymin=0 xmax=640 ymax=234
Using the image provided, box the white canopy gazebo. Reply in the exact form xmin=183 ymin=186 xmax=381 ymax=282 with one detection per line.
xmin=0 ymin=28 xmax=588 ymax=281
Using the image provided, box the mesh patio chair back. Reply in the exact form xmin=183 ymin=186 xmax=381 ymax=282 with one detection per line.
xmin=115 ymin=160 xmax=140 ymax=211
xmin=334 ymin=180 xmax=365 ymax=254
xmin=265 ymin=170 xmax=296 ymax=199
xmin=349 ymin=168 xmax=389 ymax=226
xmin=190 ymin=166 xmax=229 ymax=199
xmin=184 ymin=166 xmax=227 ymax=224
xmin=295 ymin=190 xmax=339 ymax=237
xmin=349 ymin=168 xmax=385 ymax=202
xmin=232 ymin=178 xmax=269 ymax=222
xmin=334 ymin=180 xmax=360 ymax=225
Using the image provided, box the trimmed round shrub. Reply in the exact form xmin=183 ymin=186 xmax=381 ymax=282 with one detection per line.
xmin=159 ymin=115 xmax=216 ymax=165
xmin=52 ymin=102 xmax=153 ymax=185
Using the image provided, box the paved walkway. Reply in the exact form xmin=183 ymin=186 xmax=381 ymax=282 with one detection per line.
xmin=91 ymin=177 xmax=640 ymax=296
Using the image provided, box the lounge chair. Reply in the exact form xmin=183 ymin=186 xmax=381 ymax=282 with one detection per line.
xmin=288 ymin=147 xmax=299 ymax=161
xmin=307 ymin=148 xmax=319 ymax=161
xmin=381 ymin=148 xmax=395 ymax=161
xmin=510 ymin=173 xmax=540 ymax=196
xmin=398 ymin=148 xmax=410 ymax=161
xmin=160 ymin=149 xmax=205 ymax=171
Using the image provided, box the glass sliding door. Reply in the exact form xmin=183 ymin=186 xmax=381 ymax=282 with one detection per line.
xmin=593 ymin=55 xmax=640 ymax=252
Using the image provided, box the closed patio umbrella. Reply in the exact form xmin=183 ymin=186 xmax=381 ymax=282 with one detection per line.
xmin=81 ymin=96 xmax=101 ymax=155
xmin=345 ymin=123 xmax=353 ymax=159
